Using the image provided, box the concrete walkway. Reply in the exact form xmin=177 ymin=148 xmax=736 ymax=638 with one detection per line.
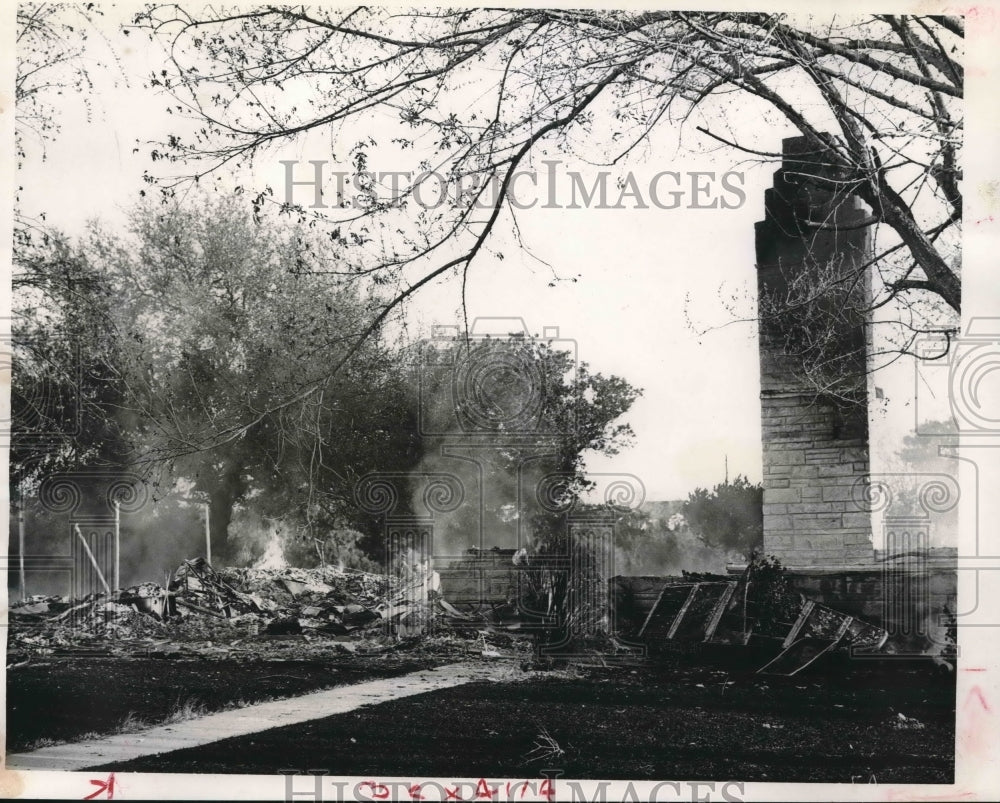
xmin=6 ymin=660 xmax=511 ymax=771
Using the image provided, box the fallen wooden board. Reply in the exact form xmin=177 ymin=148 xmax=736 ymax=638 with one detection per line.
xmin=638 ymin=582 xmax=737 ymax=642
xmin=756 ymin=635 xmax=845 ymax=676
xmin=638 ymin=583 xmax=695 ymax=639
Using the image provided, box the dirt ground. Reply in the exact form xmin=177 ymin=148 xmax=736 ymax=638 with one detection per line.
xmin=5 ymin=652 xmax=449 ymax=753
xmin=15 ymin=650 xmax=953 ymax=783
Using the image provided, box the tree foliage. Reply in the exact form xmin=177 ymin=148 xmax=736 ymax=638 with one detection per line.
xmin=13 ymin=195 xmax=424 ymax=559
xmin=415 ymin=331 xmax=641 ymax=552
xmin=110 ymin=196 xmax=428 ymax=558
xmin=13 ymin=196 xmax=643 ymax=564
xmin=418 ymin=334 xmax=640 ymax=466
xmin=11 ymin=235 xmax=132 ymax=489
xmin=682 ymin=474 xmax=763 ymax=560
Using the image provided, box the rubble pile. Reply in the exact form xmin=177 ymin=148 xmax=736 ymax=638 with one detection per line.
xmin=10 ymin=552 xmax=892 ymax=673
xmin=7 ymin=557 xmax=476 ymax=659
xmin=224 ymin=564 xmax=390 ymax=607
xmin=11 ymin=592 xmax=170 ymax=652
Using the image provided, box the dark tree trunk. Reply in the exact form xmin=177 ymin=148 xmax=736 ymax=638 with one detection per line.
xmin=206 ymin=459 xmax=247 ymax=564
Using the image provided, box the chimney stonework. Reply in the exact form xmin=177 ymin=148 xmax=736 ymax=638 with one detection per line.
xmin=755 ymin=137 xmax=876 ymax=567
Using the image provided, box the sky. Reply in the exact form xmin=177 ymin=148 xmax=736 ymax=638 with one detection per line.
xmin=8 ymin=3 xmax=990 ymax=506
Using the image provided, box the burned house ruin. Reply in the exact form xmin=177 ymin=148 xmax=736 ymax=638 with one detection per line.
xmin=752 ymin=137 xmax=956 ymax=654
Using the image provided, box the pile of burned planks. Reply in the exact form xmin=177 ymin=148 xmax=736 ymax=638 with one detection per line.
xmin=756 ymin=600 xmax=888 ymax=676
xmin=170 ymin=557 xmax=265 ymax=619
xmin=636 ymin=576 xmax=888 ymax=675
xmin=638 ymin=581 xmax=748 ymax=646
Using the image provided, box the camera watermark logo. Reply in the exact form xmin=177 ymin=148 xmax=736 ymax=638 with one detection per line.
xmin=361 ymin=316 xmax=645 ymax=656
xmin=354 ymin=466 xmax=646 ymax=657
xmin=851 ymin=474 xmax=960 ymax=657
xmin=7 ymin=471 xmax=149 ymax=632
xmin=355 ymin=472 xmax=462 ymax=638
xmin=2 ymin=320 xmax=83 ymax=447
xmin=915 ymin=318 xmax=1000 ymax=436
xmin=417 ymin=318 xmax=578 ymax=439
xmin=912 ymin=318 xmax=1000 ymax=645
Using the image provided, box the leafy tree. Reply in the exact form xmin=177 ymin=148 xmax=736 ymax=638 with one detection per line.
xmin=682 ymin=474 xmax=763 ymax=560
xmin=123 ymin=195 xmax=423 ymax=560
xmin=12 ymin=5 xmax=134 ymax=498
xmin=19 ymin=194 xmax=422 ymax=561
xmin=13 ymin=194 xmax=642 ymax=566
xmin=406 ymin=332 xmax=640 ymax=650
xmin=414 ymin=332 xmax=641 ymax=552
xmin=11 ymin=234 xmax=133 ymax=490
xmin=130 ymin=8 xmax=961 ymax=402
xmin=418 ymin=334 xmax=639 ymax=465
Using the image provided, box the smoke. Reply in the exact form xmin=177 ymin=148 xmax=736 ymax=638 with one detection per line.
xmin=407 ymin=446 xmax=556 ymax=559
xmin=11 ymin=479 xmax=208 ymax=597
xmin=614 ymin=531 xmax=735 ymax=578
xmin=121 ymin=500 xmax=207 ymax=585
xmin=408 ymin=332 xmax=573 ymax=561
xmin=225 ymin=508 xmax=286 ymax=567
xmin=610 ymin=501 xmax=739 ymax=578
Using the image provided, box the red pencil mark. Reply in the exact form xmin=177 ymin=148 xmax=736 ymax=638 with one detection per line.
xmin=445 ymin=787 xmax=462 ymax=801
xmin=947 ymin=5 xmax=999 ymax=32
xmin=408 ymin=784 xmax=425 ymax=800
xmin=475 ymin=778 xmax=497 ymax=799
xmin=963 ymin=667 xmax=986 ymax=671
xmin=359 ymin=781 xmax=390 ymax=800
xmin=967 ymin=685 xmax=991 ymax=712
xmin=83 ymin=773 xmax=115 ymax=800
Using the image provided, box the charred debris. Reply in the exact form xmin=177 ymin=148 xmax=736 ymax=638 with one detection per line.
xmin=9 ymin=548 xmax=890 ymax=677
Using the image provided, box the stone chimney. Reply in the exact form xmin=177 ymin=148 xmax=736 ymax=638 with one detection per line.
xmin=755 ymin=136 xmax=875 ymax=567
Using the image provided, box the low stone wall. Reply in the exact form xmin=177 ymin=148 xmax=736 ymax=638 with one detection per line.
xmin=611 ymin=561 xmax=957 ymax=656
xmin=783 ymin=562 xmax=956 ymax=656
